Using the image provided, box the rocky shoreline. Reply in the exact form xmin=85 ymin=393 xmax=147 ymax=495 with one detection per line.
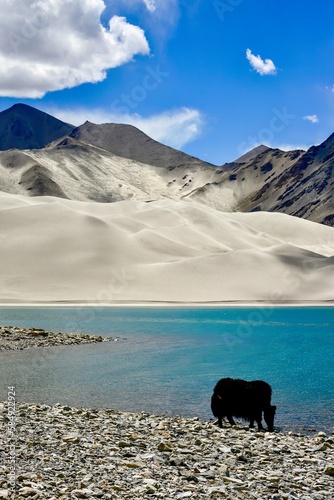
xmin=1 ymin=327 xmax=333 ymax=498
xmin=0 ymin=402 xmax=333 ymax=499
xmin=0 ymin=326 xmax=115 ymax=350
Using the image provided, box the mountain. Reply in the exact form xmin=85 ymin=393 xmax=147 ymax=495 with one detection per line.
xmin=69 ymin=121 xmax=216 ymax=169
xmin=186 ymin=140 xmax=334 ymax=226
xmin=234 ymin=145 xmax=271 ymax=163
xmin=0 ymin=103 xmax=74 ymax=150
xmin=0 ymin=135 xmax=221 ymax=201
xmin=0 ymin=104 xmax=333 ymax=226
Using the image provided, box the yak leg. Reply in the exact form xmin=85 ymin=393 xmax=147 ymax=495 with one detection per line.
xmin=226 ymin=414 xmax=236 ymax=426
xmin=249 ymin=419 xmax=255 ymax=429
xmin=255 ymin=411 xmax=263 ymax=431
xmin=218 ymin=417 xmax=223 ymax=428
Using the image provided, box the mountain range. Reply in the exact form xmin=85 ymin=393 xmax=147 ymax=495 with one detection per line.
xmin=0 ymin=103 xmax=333 ymax=226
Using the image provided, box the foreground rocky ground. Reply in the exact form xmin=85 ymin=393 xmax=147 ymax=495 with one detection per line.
xmin=0 ymin=326 xmax=115 ymax=350
xmin=0 ymin=402 xmax=333 ymax=499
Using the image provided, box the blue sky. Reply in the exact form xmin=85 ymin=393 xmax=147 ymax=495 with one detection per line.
xmin=1 ymin=0 xmax=334 ymax=164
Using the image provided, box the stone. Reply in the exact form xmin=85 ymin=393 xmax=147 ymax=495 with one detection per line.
xmin=17 ymin=487 xmax=42 ymax=496
xmin=70 ymin=489 xmax=93 ymax=498
xmin=62 ymin=434 xmax=80 ymax=443
xmin=118 ymin=441 xmax=131 ymax=448
xmin=0 ymin=395 xmax=333 ymax=499
xmin=324 ymin=465 xmax=334 ymax=476
xmin=157 ymin=441 xmax=173 ymax=452
xmin=122 ymin=461 xmax=145 ymax=468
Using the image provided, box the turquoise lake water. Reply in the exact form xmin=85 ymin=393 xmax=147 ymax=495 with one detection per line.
xmin=0 ymin=306 xmax=333 ymax=433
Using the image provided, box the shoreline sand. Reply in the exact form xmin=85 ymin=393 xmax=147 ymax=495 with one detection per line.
xmin=1 ymin=301 xmax=334 ymax=308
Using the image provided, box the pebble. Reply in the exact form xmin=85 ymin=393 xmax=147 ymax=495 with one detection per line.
xmin=0 ymin=402 xmax=333 ymax=499
xmin=0 ymin=325 xmax=115 ymax=350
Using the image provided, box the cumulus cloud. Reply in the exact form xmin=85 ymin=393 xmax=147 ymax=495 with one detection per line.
xmin=246 ymin=49 xmax=277 ymax=76
xmin=303 ymin=115 xmax=319 ymax=124
xmin=0 ymin=0 xmax=150 ymax=98
xmin=44 ymin=106 xmax=203 ymax=149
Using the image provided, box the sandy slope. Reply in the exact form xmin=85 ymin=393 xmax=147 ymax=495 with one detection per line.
xmin=0 ymin=191 xmax=333 ymax=304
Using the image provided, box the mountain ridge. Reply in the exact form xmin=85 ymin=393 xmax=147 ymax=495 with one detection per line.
xmin=69 ymin=120 xmax=216 ymax=170
xmin=0 ymin=104 xmax=333 ymax=226
xmin=0 ymin=104 xmax=75 ymax=150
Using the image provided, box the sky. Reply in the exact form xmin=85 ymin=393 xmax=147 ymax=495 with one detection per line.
xmin=1 ymin=0 xmax=334 ymax=165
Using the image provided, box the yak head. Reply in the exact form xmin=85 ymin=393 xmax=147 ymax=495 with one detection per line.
xmin=264 ymin=405 xmax=276 ymax=432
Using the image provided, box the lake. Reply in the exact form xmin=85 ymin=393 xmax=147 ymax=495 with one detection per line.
xmin=0 ymin=306 xmax=333 ymax=433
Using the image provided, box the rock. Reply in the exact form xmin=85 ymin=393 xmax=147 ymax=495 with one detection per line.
xmin=0 ymin=324 xmax=115 ymax=350
xmin=17 ymin=487 xmax=42 ymax=497
xmin=62 ymin=434 xmax=80 ymax=443
xmin=157 ymin=441 xmax=173 ymax=452
xmin=122 ymin=461 xmax=145 ymax=468
xmin=70 ymin=489 xmax=93 ymax=498
xmin=0 ymin=401 xmax=333 ymax=499
xmin=324 ymin=465 xmax=334 ymax=476
xmin=208 ymin=486 xmax=227 ymax=495
xmin=0 ymin=490 xmax=9 ymax=499
xmin=118 ymin=441 xmax=131 ymax=448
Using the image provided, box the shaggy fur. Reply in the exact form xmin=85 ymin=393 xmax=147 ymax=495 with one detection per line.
xmin=211 ymin=377 xmax=276 ymax=431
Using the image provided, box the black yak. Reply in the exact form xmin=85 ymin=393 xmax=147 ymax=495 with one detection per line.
xmin=211 ymin=378 xmax=276 ymax=431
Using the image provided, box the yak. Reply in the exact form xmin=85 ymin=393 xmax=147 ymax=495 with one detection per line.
xmin=211 ymin=377 xmax=276 ymax=431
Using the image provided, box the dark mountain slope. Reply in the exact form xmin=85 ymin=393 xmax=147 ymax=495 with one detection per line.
xmin=70 ymin=121 xmax=216 ymax=169
xmin=234 ymin=144 xmax=271 ymax=163
xmin=0 ymin=104 xmax=75 ymax=150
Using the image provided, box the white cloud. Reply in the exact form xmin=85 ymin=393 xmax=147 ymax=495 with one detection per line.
xmin=143 ymin=0 xmax=156 ymax=11
xmin=108 ymin=0 xmax=179 ymax=42
xmin=272 ymin=143 xmax=310 ymax=152
xmin=43 ymin=106 xmax=204 ymax=149
xmin=144 ymin=0 xmax=180 ymax=39
xmin=303 ymin=115 xmax=319 ymax=124
xmin=0 ymin=0 xmax=150 ymax=98
xmin=246 ymin=49 xmax=277 ymax=76
xmin=129 ymin=108 xmax=203 ymax=149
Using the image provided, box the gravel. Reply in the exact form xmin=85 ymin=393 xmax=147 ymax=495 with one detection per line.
xmin=0 ymin=326 xmax=114 ymax=351
xmin=1 ymin=326 xmax=333 ymax=499
xmin=0 ymin=402 xmax=333 ymax=499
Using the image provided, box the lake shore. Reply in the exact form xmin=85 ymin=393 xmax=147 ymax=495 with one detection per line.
xmin=1 ymin=301 xmax=334 ymax=308
xmin=0 ymin=401 xmax=333 ymax=499
xmin=0 ymin=325 xmax=115 ymax=351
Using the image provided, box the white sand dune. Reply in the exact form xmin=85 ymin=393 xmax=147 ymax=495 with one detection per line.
xmin=0 ymin=191 xmax=333 ymax=304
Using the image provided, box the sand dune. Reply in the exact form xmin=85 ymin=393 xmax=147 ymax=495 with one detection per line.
xmin=0 ymin=191 xmax=333 ymax=304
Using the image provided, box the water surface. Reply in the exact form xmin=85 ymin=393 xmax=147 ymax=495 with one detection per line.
xmin=0 ymin=306 xmax=333 ymax=433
